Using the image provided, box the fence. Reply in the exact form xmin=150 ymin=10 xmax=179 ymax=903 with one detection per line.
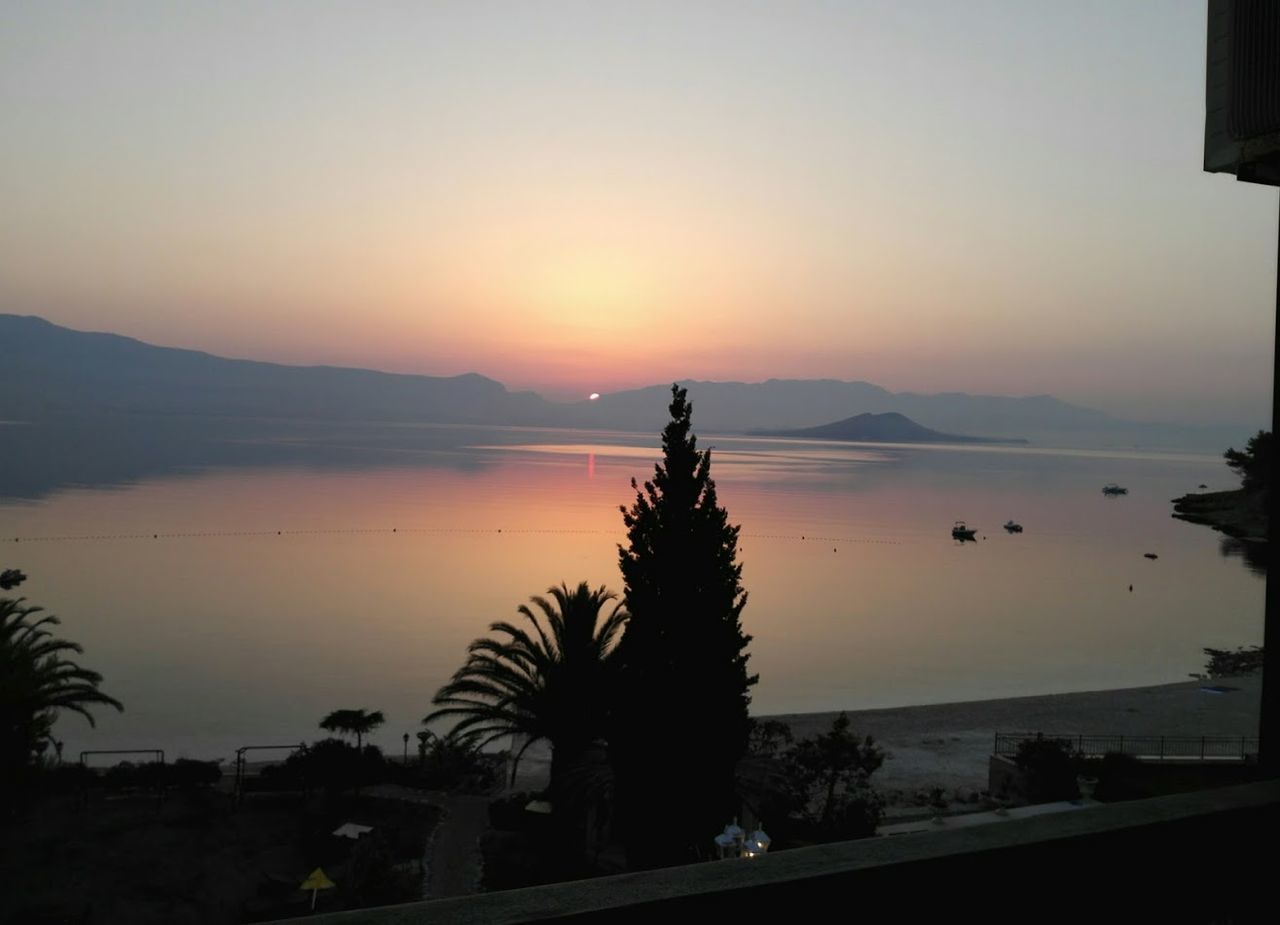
xmin=993 ymin=733 xmax=1259 ymax=763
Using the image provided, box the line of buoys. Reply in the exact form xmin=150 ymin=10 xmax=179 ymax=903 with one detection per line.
xmin=4 ymin=526 xmax=907 ymax=546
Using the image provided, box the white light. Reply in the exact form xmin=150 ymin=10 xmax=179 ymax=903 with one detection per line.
xmin=588 ymin=392 xmax=601 ymax=401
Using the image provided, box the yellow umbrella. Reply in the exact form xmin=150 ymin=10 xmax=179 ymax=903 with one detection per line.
xmin=299 ymin=868 xmax=336 ymax=910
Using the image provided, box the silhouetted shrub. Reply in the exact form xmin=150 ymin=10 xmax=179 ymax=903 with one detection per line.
xmin=100 ymin=760 xmax=168 ymax=791
xmin=489 ymin=791 xmax=541 ymax=831
xmin=36 ymin=762 xmax=96 ymax=794
xmin=169 ymin=758 xmax=223 ymax=789
xmin=1089 ymin=752 xmax=1151 ymax=802
xmin=1013 ymin=736 xmax=1080 ymax=802
xmin=259 ymin=739 xmax=387 ymax=795
xmin=412 ymin=736 xmax=501 ymax=792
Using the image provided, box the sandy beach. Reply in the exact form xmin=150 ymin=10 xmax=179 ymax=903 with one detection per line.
xmin=765 ymin=674 xmax=1261 ymax=801
xmin=508 ymin=675 xmax=1261 ymax=807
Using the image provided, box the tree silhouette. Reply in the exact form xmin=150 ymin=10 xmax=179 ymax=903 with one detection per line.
xmin=319 ymin=708 xmax=385 ymax=750
xmin=1224 ymin=430 xmax=1272 ymax=492
xmin=424 ymin=581 xmax=626 ymax=797
xmin=786 ymin=712 xmax=884 ymax=835
xmin=609 ymin=384 xmax=756 ymax=867
xmin=1 ymin=597 xmax=123 ymax=789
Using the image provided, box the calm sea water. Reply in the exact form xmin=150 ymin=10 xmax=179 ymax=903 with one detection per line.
xmin=0 ymin=422 xmax=1263 ymax=762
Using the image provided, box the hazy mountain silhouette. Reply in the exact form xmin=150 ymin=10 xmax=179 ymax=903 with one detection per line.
xmin=752 ymin=411 xmax=1027 ymax=445
xmin=0 ymin=314 xmax=557 ymax=425
xmin=563 ymin=379 xmax=1103 ymax=442
xmin=0 ymin=315 xmax=1250 ymax=449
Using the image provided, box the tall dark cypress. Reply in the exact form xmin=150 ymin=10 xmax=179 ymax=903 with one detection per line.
xmin=610 ymin=384 xmax=756 ymax=867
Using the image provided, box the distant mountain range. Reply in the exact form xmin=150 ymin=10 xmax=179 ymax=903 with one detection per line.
xmin=0 ymin=314 xmax=1252 ymax=449
xmin=0 ymin=313 xmax=552 ymax=426
xmin=753 ymin=412 xmax=1026 ymax=445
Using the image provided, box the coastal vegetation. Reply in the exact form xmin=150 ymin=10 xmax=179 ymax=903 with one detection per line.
xmin=424 ymin=581 xmax=627 ymax=809
xmin=1193 ymin=645 xmax=1264 ymax=679
xmin=319 ymin=709 xmax=386 ymax=751
xmin=420 ymin=386 xmax=761 ymax=873
xmin=1224 ymin=430 xmax=1272 ymax=492
xmin=1 ymin=595 xmax=122 ymax=810
xmin=742 ymin=713 xmax=887 ymax=846
xmin=1172 ymin=429 xmax=1270 ymax=554
xmin=783 ymin=713 xmax=885 ymax=839
xmin=610 ymin=384 xmax=757 ymax=867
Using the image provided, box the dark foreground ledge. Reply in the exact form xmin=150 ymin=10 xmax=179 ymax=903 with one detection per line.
xmin=292 ymin=780 xmax=1280 ymax=923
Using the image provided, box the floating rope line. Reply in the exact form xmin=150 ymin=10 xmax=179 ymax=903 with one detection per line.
xmin=4 ymin=526 xmax=905 ymax=546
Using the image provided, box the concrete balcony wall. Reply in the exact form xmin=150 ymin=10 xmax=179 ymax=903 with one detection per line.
xmin=292 ymin=780 xmax=1279 ymax=923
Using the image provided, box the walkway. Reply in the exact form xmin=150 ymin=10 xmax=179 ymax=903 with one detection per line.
xmin=366 ymin=784 xmax=491 ymax=898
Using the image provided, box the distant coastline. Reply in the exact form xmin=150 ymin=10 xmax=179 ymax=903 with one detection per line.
xmin=750 ymin=411 xmax=1027 ymax=445
xmin=1 ymin=313 xmax=1256 ymax=452
xmin=1171 ymin=488 xmax=1267 ymax=544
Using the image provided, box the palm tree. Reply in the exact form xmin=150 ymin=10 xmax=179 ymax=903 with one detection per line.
xmin=1 ymin=598 xmax=123 ymax=777
xmin=319 ymin=708 xmax=385 ymax=750
xmin=424 ymin=581 xmax=627 ymax=797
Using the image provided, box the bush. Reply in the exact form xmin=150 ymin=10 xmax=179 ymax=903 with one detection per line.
xmin=1013 ymin=736 xmax=1080 ymax=802
xmin=488 ymin=791 xmax=543 ymax=831
xmin=749 ymin=713 xmax=886 ymax=846
xmin=35 ymin=762 xmax=96 ymax=795
xmin=259 ymin=739 xmax=387 ymax=795
xmin=1088 ymin=752 xmax=1150 ymax=802
xmin=413 ymin=736 xmax=501 ymax=792
xmin=169 ymin=758 xmax=223 ymax=790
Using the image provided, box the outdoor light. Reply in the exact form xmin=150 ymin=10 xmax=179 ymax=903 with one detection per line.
xmin=746 ymin=828 xmax=770 ymax=856
xmin=716 ymin=820 xmax=768 ymax=859
xmin=714 ymin=831 xmax=738 ymax=859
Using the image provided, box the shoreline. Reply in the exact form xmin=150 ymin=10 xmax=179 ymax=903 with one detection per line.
xmin=759 ymin=674 xmax=1261 ymax=801
xmin=98 ymin=676 xmax=1262 ymax=811
xmin=1171 ymin=488 xmax=1267 ymax=543
xmin=509 ymin=675 xmax=1261 ymax=801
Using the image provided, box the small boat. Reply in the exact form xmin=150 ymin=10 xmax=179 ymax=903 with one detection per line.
xmin=1144 ymin=553 xmax=1159 ymax=560
xmin=952 ymin=521 xmax=977 ymax=541
xmin=1102 ymin=484 xmax=1128 ymax=496
xmin=1003 ymin=520 xmax=1023 ymax=533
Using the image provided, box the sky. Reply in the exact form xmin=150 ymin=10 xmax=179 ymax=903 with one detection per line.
xmin=1 ymin=0 xmax=1277 ymax=426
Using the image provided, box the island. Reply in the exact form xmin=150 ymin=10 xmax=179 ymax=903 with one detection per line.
xmin=750 ymin=411 xmax=1027 ymax=445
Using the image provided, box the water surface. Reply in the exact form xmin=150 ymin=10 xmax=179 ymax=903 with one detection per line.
xmin=1 ymin=423 xmax=1261 ymax=761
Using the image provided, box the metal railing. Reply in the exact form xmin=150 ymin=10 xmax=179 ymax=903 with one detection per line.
xmin=233 ymin=743 xmax=308 ymax=802
xmin=993 ymin=733 xmax=1259 ymax=762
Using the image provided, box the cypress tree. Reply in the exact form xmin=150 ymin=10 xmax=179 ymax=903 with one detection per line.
xmin=610 ymin=384 xmax=756 ymax=867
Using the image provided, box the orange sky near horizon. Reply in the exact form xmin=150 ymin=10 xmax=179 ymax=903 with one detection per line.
xmin=2 ymin=1 xmax=1277 ymax=424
